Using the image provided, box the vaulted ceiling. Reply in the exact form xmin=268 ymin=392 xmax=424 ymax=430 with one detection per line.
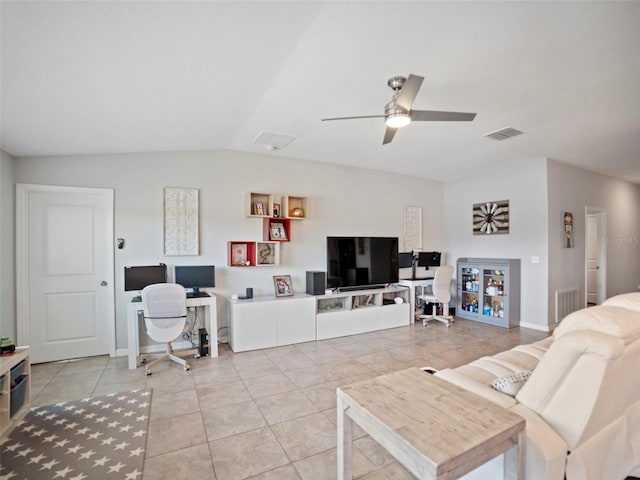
xmin=2 ymin=1 xmax=639 ymax=184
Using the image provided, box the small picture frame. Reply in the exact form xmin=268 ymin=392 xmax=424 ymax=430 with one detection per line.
xmin=254 ymin=201 xmax=265 ymax=216
xmin=269 ymin=222 xmax=288 ymax=240
xmin=273 ymin=275 xmax=293 ymax=297
xmin=272 ymin=203 xmax=280 ymax=218
xmin=231 ymin=244 xmax=247 ymax=265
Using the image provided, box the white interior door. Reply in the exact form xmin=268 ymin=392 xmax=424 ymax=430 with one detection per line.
xmin=586 ymin=214 xmax=599 ymax=304
xmin=17 ymin=184 xmax=115 ymax=364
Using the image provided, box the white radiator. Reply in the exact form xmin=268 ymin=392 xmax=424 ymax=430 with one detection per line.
xmin=555 ymin=287 xmax=580 ymax=323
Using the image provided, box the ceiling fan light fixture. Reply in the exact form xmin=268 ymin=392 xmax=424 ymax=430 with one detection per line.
xmin=385 ymin=113 xmax=411 ymax=128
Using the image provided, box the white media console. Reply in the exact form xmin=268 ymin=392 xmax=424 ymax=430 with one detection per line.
xmin=228 ymin=286 xmax=410 ymax=352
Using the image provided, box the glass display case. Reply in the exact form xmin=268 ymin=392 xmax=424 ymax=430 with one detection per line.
xmin=456 ymin=258 xmax=520 ymax=328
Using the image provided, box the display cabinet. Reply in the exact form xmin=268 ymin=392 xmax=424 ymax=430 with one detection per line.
xmin=456 ymin=258 xmax=520 ymax=328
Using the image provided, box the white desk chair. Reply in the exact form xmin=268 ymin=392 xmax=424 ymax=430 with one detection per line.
xmin=141 ymin=283 xmax=199 ymax=375
xmin=418 ymin=265 xmax=454 ymax=327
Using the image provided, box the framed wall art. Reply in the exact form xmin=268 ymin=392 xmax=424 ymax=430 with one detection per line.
xmin=472 ymin=200 xmax=509 ymax=235
xmin=164 ymin=187 xmax=199 ymax=255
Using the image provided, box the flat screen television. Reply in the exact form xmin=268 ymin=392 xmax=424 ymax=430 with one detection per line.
xmin=326 ymin=236 xmax=399 ymax=290
xmin=124 ymin=264 xmax=167 ymax=292
xmin=174 ymin=265 xmax=215 ymax=296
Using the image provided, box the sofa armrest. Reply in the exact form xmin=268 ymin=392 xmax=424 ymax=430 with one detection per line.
xmin=435 ymin=368 xmax=517 ymax=408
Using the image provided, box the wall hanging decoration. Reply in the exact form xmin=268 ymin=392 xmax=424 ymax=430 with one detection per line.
xmin=563 ymin=211 xmax=574 ymax=248
xmin=404 ymin=206 xmax=423 ymax=251
xmin=473 ymin=200 xmax=509 ymax=235
xmin=164 ymin=187 xmax=199 ymax=255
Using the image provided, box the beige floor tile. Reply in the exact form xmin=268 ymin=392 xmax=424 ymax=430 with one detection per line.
xmin=147 ymin=411 xmax=207 ymax=458
xmin=270 ymin=412 xmax=336 ymax=462
xmin=356 ymin=461 xmax=417 ymax=479
xmin=202 ymin=399 xmax=267 ymax=440
xmin=292 ymin=446 xmax=376 ymax=480
xmin=243 ymin=372 xmax=298 ymax=399
xmin=150 ymin=388 xmax=200 ymax=420
xmin=246 ymin=464 xmax=301 ymax=480
xmin=209 ymin=426 xmax=289 ymax=479
xmin=235 ymin=361 xmax=282 ymax=380
xmin=255 ymin=389 xmax=319 ymax=425
xmin=269 ymin=353 xmax=316 ymax=372
xmin=143 ymin=443 xmax=216 ymax=480
xmin=191 ymin=363 xmax=241 ymax=386
xmin=197 ymin=379 xmax=252 ymax=408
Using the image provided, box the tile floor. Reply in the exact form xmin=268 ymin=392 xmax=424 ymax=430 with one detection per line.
xmin=30 ymin=319 xmax=548 ymax=480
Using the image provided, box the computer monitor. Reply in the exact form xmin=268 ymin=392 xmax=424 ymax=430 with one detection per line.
xmin=417 ymin=251 xmax=441 ymax=269
xmin=398 ymin=252 xmax=414 ymax=269
xmin=174 ymin=265 xmax=215 ymax=295
xmin=124 ymin=264 xmax=167 ymax=292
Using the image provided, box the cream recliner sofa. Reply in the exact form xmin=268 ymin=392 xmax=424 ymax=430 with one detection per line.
xmin=433 ymin=292 xmax=640 ymax=480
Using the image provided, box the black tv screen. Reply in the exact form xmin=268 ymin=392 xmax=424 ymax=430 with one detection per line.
xmin=326 ymin=237 xmax=399 ymax=289
xmin=124 ymin=265 xmax=167 ymax=291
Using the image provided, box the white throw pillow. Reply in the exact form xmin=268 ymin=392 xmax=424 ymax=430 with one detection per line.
xmin=490 ymin=370 xmax=532 ymax=397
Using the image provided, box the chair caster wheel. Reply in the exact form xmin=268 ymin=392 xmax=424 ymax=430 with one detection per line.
xmin=195 ymin=354 xmax=200 ymax=359
xmin=184 ymin=366 xmax=190 ymax=371
xmin=145 ymin=370 xmax=152 ymax=376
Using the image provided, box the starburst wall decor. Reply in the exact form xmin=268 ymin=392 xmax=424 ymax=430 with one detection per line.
xmin=472 ymin=200 xmax=509 ymax=235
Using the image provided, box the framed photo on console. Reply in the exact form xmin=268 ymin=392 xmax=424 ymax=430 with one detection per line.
xmin=273 ymin=275 xmax=293 ymax=297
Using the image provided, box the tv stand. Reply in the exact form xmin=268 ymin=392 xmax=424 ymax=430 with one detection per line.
xmin=338 ymin=284 xmax=386 ymax=293
xmin=316 ymin=286 xmax=410 ymax=340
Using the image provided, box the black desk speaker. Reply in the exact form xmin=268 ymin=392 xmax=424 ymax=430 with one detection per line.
xmin=306 ymin=271 xmax=326 ymax=295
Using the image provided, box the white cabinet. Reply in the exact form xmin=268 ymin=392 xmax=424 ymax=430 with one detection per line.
xmin=228 ymin=295 xmax=315 ymax=352
xmin=316 ymin=287 xmax=410 ymax=340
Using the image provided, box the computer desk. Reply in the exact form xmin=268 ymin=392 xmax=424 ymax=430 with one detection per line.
xmin=397 ymin=278 xmax=433 ymax=323
xmin=126 ymin=294 xmax=217 ymax=369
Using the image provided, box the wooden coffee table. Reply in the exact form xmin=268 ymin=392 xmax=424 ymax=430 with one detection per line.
xmin=337 ymin=368 xmax=525 ymax=480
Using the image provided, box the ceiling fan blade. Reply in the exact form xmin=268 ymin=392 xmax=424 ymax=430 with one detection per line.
xmin=395 ymin=74 xmax=424 ymax=111
xmin=411 ymin=110 xmax=477 ymax=122
xmin=321 ymin=115 xmax=384 ymax=121
xmin=382 ymin=126 xmax=397 ymax=145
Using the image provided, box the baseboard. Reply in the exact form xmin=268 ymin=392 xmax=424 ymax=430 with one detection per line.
xmin=518 ymin=321 xmax=551 ymax=332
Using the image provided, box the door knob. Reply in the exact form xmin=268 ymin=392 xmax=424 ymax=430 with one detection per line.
xmin=100 ymin=280 xmax=108 ymax=286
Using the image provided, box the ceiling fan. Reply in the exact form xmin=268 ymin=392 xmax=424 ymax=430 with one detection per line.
xmin=321 ymin=74 xmax=477 ymax=145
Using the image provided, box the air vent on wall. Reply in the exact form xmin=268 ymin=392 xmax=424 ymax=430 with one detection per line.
xmin=485 ymin=127 xmax=523 ymax=141
xmin=254 ymin=131 xmax=297 ymax=150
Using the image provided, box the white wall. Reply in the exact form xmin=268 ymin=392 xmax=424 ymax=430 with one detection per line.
xmin=12 ymin=150 xmax=444 ymax=350
xmin=547 ymin=159 xmax=640 ymax=322
xmin=0 ymin=150 xmax=15 ymax=340
xmin=443 ymin=158 xmax=549 ymax=330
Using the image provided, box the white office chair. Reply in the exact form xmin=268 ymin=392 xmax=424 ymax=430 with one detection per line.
xmin=141 ymin=283 xmax=198 ymax=375
xmin=418 ymin=265 xmax=454 ymax=327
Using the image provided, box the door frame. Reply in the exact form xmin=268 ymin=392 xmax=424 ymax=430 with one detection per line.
xmin=584 ymin=206 xmax=607 ymax=305
xmin=16 ymin=183 xmax=116 ymax=357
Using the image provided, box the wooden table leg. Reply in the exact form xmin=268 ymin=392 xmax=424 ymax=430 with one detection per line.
xmin=504 ymin=430 xmax=526 ymax=480
xmin=336 ymin=395 xmax=353 ymax=480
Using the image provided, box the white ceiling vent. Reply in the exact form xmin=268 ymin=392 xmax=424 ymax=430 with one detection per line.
xmin=485 ymin=127 xmax=523 ymax=141
xmin=254 ymin=131 xmax=297 ymax=150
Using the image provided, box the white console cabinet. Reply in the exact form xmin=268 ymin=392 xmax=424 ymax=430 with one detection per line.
xmin=228 ymin=294 xmax=316 ymax=352
xmin=316 ymin=287 xmax=410 ymax=340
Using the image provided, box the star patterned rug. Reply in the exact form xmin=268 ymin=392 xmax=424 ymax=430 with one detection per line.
xmin=1 ymin=389 xmax=152 ymax=480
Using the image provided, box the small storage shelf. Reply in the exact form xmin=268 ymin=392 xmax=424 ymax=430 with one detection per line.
xmin=1 ymin=347 xmax=30 ymax=442
xmin=228 ymin=241 xmax=257 ymax=266
xmin=262 ymin=218 xmax=291 ymax=242
xmin=245 ymin=192 xmax=274 ymax=218
xmin=317 ymin=296 xmax=348 ymax=314
xmin=256 ymin=241 xmax=280 ymax=266
xmin=283 ymin=195 xmax=308 ymax=219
